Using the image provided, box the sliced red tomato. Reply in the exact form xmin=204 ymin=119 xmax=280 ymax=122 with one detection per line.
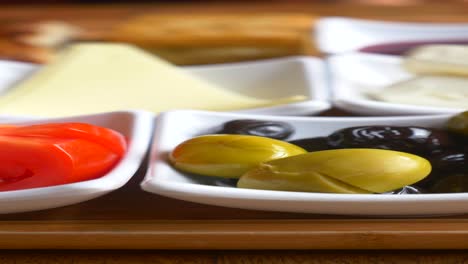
xmin=0 ymin=136 xmax=73 ymax=191
xmin=0 ymin=125 xmax=18 ymax=130
xmin=55 ymin=138 xmax=122 ymax=181
xmin=0 ymin=123 xmax=127 ymax=156
xmin=0 ymin=123 xmax=127 ymax=191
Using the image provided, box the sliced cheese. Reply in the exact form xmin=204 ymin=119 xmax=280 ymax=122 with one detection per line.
xmin=371 ymin=76 xmax=468 ymax=109
xmin=0 ymin=43 xmax=306 ymax=117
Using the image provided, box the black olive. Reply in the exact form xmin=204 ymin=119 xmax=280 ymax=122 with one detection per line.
xmin=326 ymin=126 xmax=454 ymax=155
xmin=448 ymin=132 xmax=468 ymax=152
xmin=428 ymin=150 xmax=466 ymax=173
xmin=426 ymin=173 xmax=468 ymax=193
xmin=214 ymin=119 xmax=294 ymax=140
xmin=288 ymin=137 xmax=330 ymax=152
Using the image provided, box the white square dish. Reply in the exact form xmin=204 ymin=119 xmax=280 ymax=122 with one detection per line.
xmin=142 ymin=110 xmax=463 ymax=217
xmin=316 ymin=17 xmax=468 ymax=54
xmin=0 ymin=110 xmax=154 ymax=214
xmin=328 ymin=53 xmax=466 ymax=115
xmin=0 ymin=56 xmax=330 ymax=116
xmin=186 ymin=56 xmax=331 ymax=116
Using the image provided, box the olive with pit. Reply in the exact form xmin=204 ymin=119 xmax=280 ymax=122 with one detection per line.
xmin=169 ymin=134 xmax=306 ymax=178
xmin=447 ymin=111 xmax=468 ymax=136
xmin=327 ymin=126 xmax=453 ymax=154
xmin=238 ymin=149 xmax=432 ymax=194
xmin=214 ymin=119 xmax=294 ymax=140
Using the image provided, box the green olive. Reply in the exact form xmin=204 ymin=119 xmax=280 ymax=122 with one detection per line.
xmin=447 ymin=111 xmax=468 ymax=136
xmin=169 ymin=134 xmax=306 ymax=178
xmin=238 ymin=149 xmax=432 ymax=194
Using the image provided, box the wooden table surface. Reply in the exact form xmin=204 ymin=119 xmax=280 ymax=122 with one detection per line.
xmin=2 ymin=1 xmax=468 ymax=263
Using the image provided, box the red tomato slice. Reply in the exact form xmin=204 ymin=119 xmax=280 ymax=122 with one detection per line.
xmin=0 ymin=125 xmax=18 ymax=130
xmin=0 ymin=123 xmax=127 ymax=191
xmin=0 ymin=123 xmax=127 ymax=156
xmin=56 ymin=138 xmax=122 ymax=181
xmin=0 ymin=136 xmax=122 ymax=192
xmin=0 ymin=136 xmax=73 ymax=191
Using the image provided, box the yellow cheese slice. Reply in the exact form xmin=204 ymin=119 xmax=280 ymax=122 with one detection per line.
xmin=0 ymin=43 xmax=306 ymax=117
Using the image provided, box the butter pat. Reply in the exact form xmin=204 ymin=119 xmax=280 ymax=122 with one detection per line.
xmin=0 ymin=43 xmax=306 ymax=117
xmin=403 ymin=45 xmax=468 ymax=77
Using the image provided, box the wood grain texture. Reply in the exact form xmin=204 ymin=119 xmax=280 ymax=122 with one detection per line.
xmin=1 ymin=2 xmax=468 ymax=34
xmin=217 ymin=250 xmax=468 ymax=264
xmin=0 ymin=250 xmax=468 ymax=264
xmin=1 ymin=2 xmax=468 ymax=22
xmin=0 ymin=250 xmax=215 ymax=264
xmin=2 ymin=219 xmax=468 ymax=249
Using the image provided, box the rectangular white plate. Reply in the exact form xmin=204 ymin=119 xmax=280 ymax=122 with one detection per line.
xmin=328 ymin=53 xmax=466 ymax=115
xmin=0 ymin=56 xmax=330 ymax=117
xmin=0 ymin=110 xmax=153 ymax=214
xmin=142 ymin=110 xmax=465 ymax=217
xmin=316 ymin=17 xmax=468 ymax=54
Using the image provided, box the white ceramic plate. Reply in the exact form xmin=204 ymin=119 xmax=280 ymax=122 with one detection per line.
xmin=316 ymin=17 xmax=468 ymax=54
xmin=142 ymin=110 xmax=465 ymax=217
xmin=328 ymin=53 xmax=466 ymax=115
xmin=0 ymin=110 xmax=153 ymax=214
xmin=0 ymin=57 xmax=331 ymax=116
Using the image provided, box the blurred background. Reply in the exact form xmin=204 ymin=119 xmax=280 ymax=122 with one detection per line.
xmin=1 ymin=0 xmax=468 ymax=65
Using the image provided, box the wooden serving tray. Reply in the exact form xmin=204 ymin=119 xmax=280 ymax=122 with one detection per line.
xmin=1 ymin=121 xmax=468 ymax=250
